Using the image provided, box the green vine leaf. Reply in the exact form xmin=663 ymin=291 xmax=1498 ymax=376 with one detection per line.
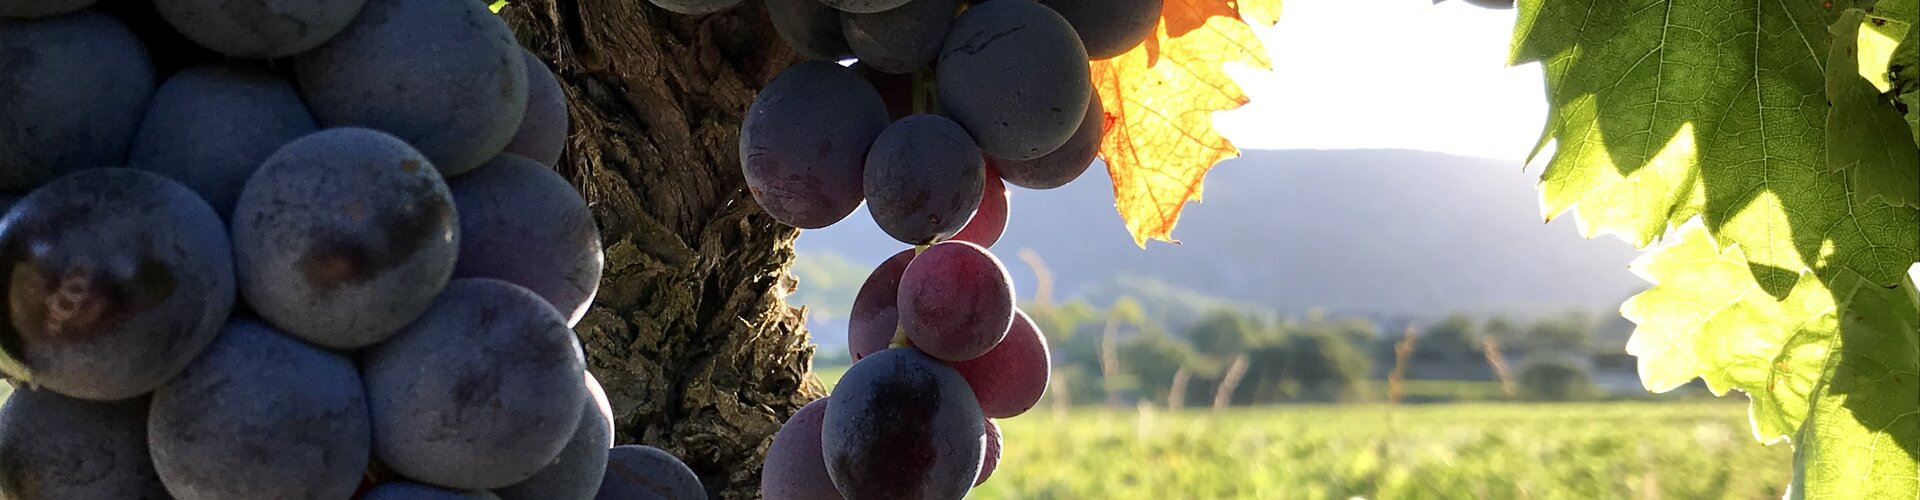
xmin=1623 ymin=226 xmax=1919 ymax=497
xmin=1623 ymin=226 xmax=1837 ymax=440
xmin=1890 ymin=6 xmax=1920 ymax=146
xmin=1511 ymin=0 xmax=1919 ymax=289
xmin=1828 ymin=8 xmax=1920 ymax=209
xmin=1859 ymin=0 xmax=1914 ymax=90
xmin=1514 ymin=0 xmax=1920 ymax=495
xmin=1789 ymin=276 xmax=1920 ymax=498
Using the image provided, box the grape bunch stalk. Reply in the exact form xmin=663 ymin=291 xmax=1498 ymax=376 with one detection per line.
xmin=0 ymin=0 xmax=705 ymax=499
xmin=654 ymin=0 xmax=1163 ymax=497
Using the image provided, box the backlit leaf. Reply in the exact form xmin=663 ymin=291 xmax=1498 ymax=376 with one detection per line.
xmin=1093 ymin=0 xmax=1280 ymax=247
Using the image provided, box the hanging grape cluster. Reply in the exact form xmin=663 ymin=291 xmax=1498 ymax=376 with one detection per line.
xmin=649 ymin=0 xmax=1165 ymax=498
xmin=0 ymin=1 xmax=704 ymax=498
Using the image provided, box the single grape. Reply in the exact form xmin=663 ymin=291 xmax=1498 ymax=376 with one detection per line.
xmin=841 ymin=0 xmax=957 ymax=74
xmin=761 ymin=398 xmax=841 ymax=500
xmin=740 ymin=61 xmax=890 ymax=229
xmin=362 ymin=279 xmax=588 ymax=490
xmin=0 ymin=0 xmax=93 ymax=18
xmin=848 ymin=250 xmax=914 ymax=362
xmin=937 ymin=0 xmax=1090 ymax=161
xmin=863 ymin=114 xmax=985 ymax=245
xmin=820 ymin=0 xmax=910 ymax=14
xmin=504 ymin=48 xmax=571 ymax=167
xmin=294 ymin=0 xmax=528 ymax=177
xmin=988 ymin=91 xmax=1103 ymax=189
xmin=497 ymin=398 xmax=613 ymax=500
xmin=897 ymin=241 xmax=1014 ymax=362
xmin=950 ymin=310 xmax=1051 ymax=418
xmin=155 ymin=0 xmax=367 ymax=58
xmin=0 ymin=12 xmax=154 ymax=191
xmin=0 ymin=389 xmax=168 ymax=499
xmin=231 ymin=128 xmax=458 ymax=350
xmin=595 ymin=445 xmax=706 ymax=500
xmin=362 ymin=483 xmax=500 ymax=500
xmin=976 ymin=419 xmax=1001 ymax=486
xmin=0 ymin=168 xmax=234 ymax=401
xmin=1039 ymin=0 xmax=1163 ymax=60
xmin=767 ymin=0 xmax=853 ymax=61
xmin=822 ymin=348 xmax=984 ymax=500
xmin=449 ymin=154 xmax=603 ymax=327
xmin=949 ymin=171 xmax=1008 ymax=247
xmin=648 ymin=0 xmax=745 ymax=15
xmin=148 ymin=320 xmax=370 ymax=500
xmin=129 ymin=64 xmax=318 ymax=219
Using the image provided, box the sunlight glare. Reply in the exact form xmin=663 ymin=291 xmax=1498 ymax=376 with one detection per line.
xmin=1214 ymin=0 xmax=1548 ymax=161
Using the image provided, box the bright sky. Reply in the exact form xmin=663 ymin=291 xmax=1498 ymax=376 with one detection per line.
xmin=1218 ymin=1 xmax=1920 ymax=282
xmin=1214 ymin=0 xmax=1547 ymax=161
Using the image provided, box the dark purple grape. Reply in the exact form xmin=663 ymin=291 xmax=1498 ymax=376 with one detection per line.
xmin=841 ymin=0 xmax=957 ymax=74
xmin=362 ymin=279 xmax=587 ymax=490
xmin=761 ymin=398 xmax=840 ymax=500
xmin=949 ymin=171 xmax=1007 ymax=247
xmin=0 ymin=168 xmax=234 ymax=401
xmin=148 ymin=320 xmax=370 ymax=500
xmin=822 ymin=348 xmax=984 ymax=500
xmin=155 ymin=0 xmax=367 ymax=58
xmin=768 ymin=0 xmax=853 ymax=61
xmin=0 ymin=389 xmax=167 ymax=499
xmin=740 ymin=61 xmax=889 ymax=229
xmin=449 ymin=154 xmax=603 ymax=327
xmin=294 ymin=0 xmax=527 ymax=177
xmin=231 ymin=128 xmax=457 ymax=350
xmin=863 ymin=114 xmax=985 ymax=245
xmin=848 ymin=250 xmax=913 ymax=362
xmin=1039 ymin=0 xmax=1163 ymax=59
xmin=504 ymin=48 xmax=570 ymax=167
xmin=0 ymin=11 xmax=154 ymax=191
xmin=129 ymin=64 xmax=318 ymax=218
xmin=897 ymin=241 xmax=1014 ymax=362
xmin=950 ymin=310 xmax=1050 ymax=418
xmin=987 ymin=91 xmax=1103 ymax=190
xmin=594 ymin=445 xmax=706 ymax=500
xmin=497 ymin=398 xmax=613 ymax=500
xmin=937 ymin=0 xmax=1090 ymax=161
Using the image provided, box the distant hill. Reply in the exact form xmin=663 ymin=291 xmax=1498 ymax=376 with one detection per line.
xmin=793 ymin=149 xmax=1648 ymax=330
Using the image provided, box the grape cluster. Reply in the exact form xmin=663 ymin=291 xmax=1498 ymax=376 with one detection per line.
xmin=0 ymin=1 xmax=702 ymax=499
xmin=650 ymin=0 xmax=1162 ymax=497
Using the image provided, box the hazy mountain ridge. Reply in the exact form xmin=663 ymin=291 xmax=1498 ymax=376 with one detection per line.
xmin=793 ymin=148 xmax=1648 ymax=326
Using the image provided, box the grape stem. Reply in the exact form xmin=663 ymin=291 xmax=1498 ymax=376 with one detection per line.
xmin=912 ymin=69 xmax=937 ymax=115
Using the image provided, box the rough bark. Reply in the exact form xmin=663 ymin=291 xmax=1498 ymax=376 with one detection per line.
xmin=501 ymin=3 xmax=825 ymax=498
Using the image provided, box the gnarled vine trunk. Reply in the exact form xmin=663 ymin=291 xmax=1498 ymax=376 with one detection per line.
xmin=501 ymin=3 xmax=824 ymax=498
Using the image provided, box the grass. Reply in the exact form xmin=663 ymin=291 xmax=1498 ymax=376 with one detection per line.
xmin=0 ymin=372 xmax=1786 ymax=499
xmin=974 ymin=402 xmax=1791 ymax=500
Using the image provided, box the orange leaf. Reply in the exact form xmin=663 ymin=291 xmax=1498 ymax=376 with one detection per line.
xmin=1092 ymin=0 xmax=1279 ymax=246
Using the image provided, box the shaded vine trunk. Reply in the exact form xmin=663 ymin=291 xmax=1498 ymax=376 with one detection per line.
xmin=501 ymin=3 xmax=824 ymax=498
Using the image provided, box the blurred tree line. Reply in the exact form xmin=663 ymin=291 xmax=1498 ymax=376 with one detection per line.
xmin=1023 ymin=297 xmax=1631 ymax=408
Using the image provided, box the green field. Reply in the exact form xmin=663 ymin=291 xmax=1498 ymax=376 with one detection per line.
xmin=974 ymin=403 xmax=1791 ymax=500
